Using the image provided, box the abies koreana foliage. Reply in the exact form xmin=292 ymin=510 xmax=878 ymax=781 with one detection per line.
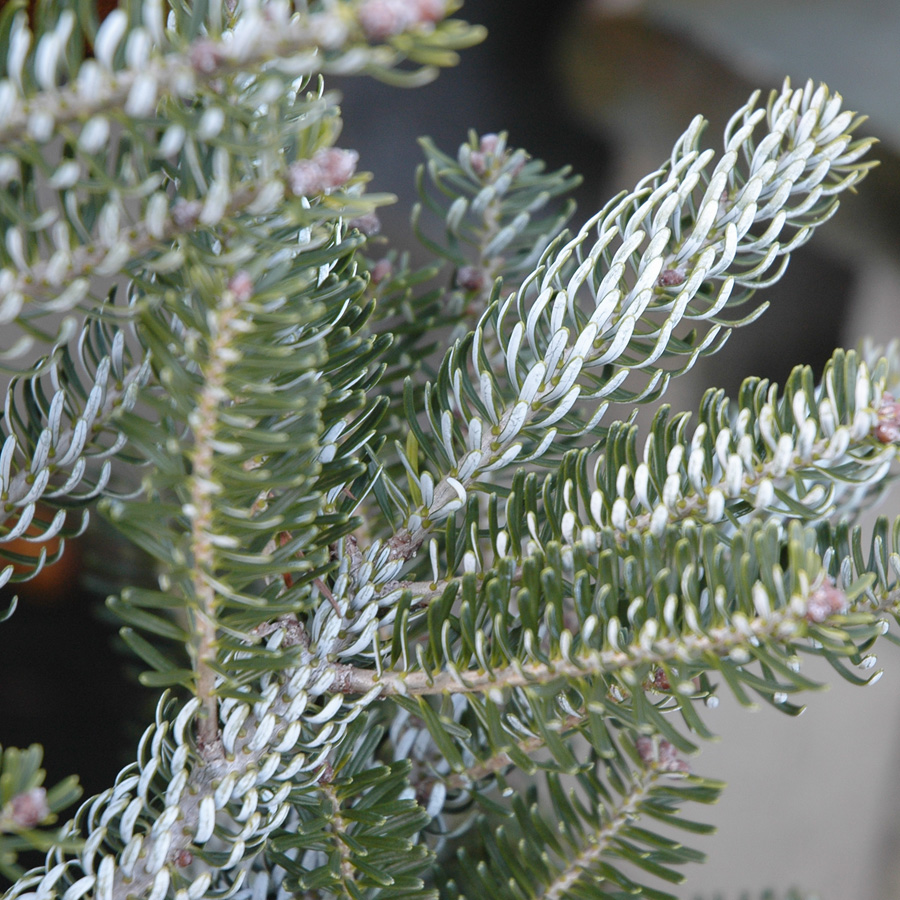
xmin=0 ymin=1 xmax=895 ymax=899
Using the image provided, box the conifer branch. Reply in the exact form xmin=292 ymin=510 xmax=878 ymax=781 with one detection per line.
xmin=186 ymin=276 xmax=249 ymax=754
xmin=0 ymin=362 xmax=138 ymax=515
xmin=540 ymin=771 xmax=654 ymax=900
xmin=385 ymin=80 xmax=876 ymax=559
xmin=0 ymin=1 xmax=462 ymax=148
xmin=2 ymin=3 xmax=899 ymax=897
xmin=441 ymin=713 xmax=582 ymax=792
xmin=319 ymin=781 xmax=360 ymax=891
xmin=332 ymin=572 xmax=894 ymax=698
xmin=4 ymin=181 xmax=285 ymax=311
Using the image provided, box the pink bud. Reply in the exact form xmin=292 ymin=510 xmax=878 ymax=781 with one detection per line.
xmin=316 ymin=148 xmax=359 ymax=188
xmin=412 ymin=0 xmax=446 ymax=22
xmin=7 ymin=787 xmax=50 ymax=828
xmin=228 ymin=270 xmax=254 ymax=302
xmin=358 ymin=0 xmax=409 ymax=40
xmin=636 ymin=736 xmax=689 ymax=773
xmin=468 ymin=133 xmax=526 ymax=180
xmin=172 ymin=199 xmax=203 ymax=229
xmin=469 ymin=151 xmax=488 ymax=176
xmin=288 ymin=148 xmax=359 ymax=197
xmin=371 ymin=258 xmax=393 ymax=285
xmin=287 ymin=160 xmax=322 ymax=197
xmin=358 ymin=0 xmax=445 ymax=40
xmin=657 ymin=740 xmax=690 ymax=774
xmin=190 ymin=39 xmax=225 ymax=74
xmin=635 ymin=735 xmax=654 ymax=764
xmin=456 ymin=265 xmax=486 ymax=293
xmin=658 ymin=268 xmax=685 ymax=287
xmin=469 ymin=135 xmax=501 ymax=177
xmin=806 ymin=580 xmax=847 ymax=623
xmin=349 ymin=211 xmax=381 ymax=236
xmin=478 ymin=134 xmax=501 ymax=155
xmin=874 ymin=393 xmax=900 ymax=443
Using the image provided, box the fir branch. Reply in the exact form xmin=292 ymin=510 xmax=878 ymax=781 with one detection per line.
xmin=388 ymin=80 xmax=875 ymax=554
xmin=578 ymin=349 xmax=898 ymax=543
xmin=0 ymin=332 xmax=150 ymax=580
xmin=3 ymin=1 xmax=899 ymax=895
xmin=2 ymin=181 xmax=288 ymax=313
xmin=319 ymin=780 xmax=361 ymax=892
xmin=0 ymin=0 xmax=483 ymax=340
xmin=4 ymin=640 xmax=383 ymax=900
xmin=540 ymin=769 xmax=654 ymax=900
xmin=0 ymin=2 xmax=467 ymax=148
xmin=330 ymin=521 xmax=898 ymax=706
xmin=440 ymin=713 xmax=582 ymax=792
xmin=185 ymin=274 xmax=250 ymax=755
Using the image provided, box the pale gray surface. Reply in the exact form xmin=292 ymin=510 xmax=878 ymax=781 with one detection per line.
xmin=645 ymin=0 xmax=900 ymax=151
xmin=679 ymin=652 xmax=900 ymax=900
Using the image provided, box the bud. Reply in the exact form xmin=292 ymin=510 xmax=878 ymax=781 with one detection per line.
xmin=873 ymin=393 xmax=900 ymax=443
xmin=288 ymin=148 xmax=359 ymax=197
xmin=358 ymin=0 xmax=446 ymax=41
xmin=636 ymin=736 xmax=689 ymax=773
xmin=316 ymin=148 xmax=359 ymax=188
xmin=456 ymin=265 xmax=486 ymax=293
xmin=658 ymin=267 xmax=685 ymax=287
xmin=657 ymin=740 xmax=690 ymax=774
xmin=4 ymin=787 xmax=50 ymax=829
xmin=358 ymin=0 xmax=406 ymax=40
xmin=470 ymin=133 xmax=501 ymax=176
xmin=635 ymin=735 xmax=653 ymax=764
xmin=469 ymin=132 xmax=526 ymax=181
xmin=478 ymin=133 xmax=500 ymax=156
xmin=348 ymin=211 xmax=381 ymax=236
xmin=805 ymin=579 xmax=847 ymax=623
xmin=172 ymin=199 xmax=203 ymax=229
xmin=371 ymin=258 xmax=393 ymax=285
xmin=190 ymin=39 xmax=225 ymax=74
xmin=412 ymin=0 xmax=446 ymax=23
xmin=227 ymin=270 xmax=254 ymax=302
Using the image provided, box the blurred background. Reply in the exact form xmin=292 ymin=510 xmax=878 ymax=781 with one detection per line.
xmin=3 ymin=0 xmax=900 ymax=896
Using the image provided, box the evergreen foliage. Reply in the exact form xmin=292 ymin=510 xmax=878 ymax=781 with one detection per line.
xmin=0 ymin=2 xmax=894 ymax=898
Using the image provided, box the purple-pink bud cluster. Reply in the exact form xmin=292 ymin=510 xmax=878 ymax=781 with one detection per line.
xmin=636 ymin=736 xmax=690 ymax=774
xmin=4 ymin=787 xmax=50 ymax=828
xmin=288 ymin=148 xmax=359 ymax=197
xmin=190 ymin=38 xmax=226 ymax=74
xmin=456 ymin=265 xmax=486 ymax=293
xmin=370 ymin=259 xmax=393 ymax=285
xmin=358 ymin=0 xmax=446 ymax=41
xmin=469 ymin=133 xmax=526 ymax=180
xmin=874 ymin=393 xmax=900 ymax=443
xmin=805 ymin=579 xmax=847 ymax=623
xmin=172 ymin=199 xmax=203 ymax=230
xmin=349 ymin=211 xmax=382 ymax=236
xmin=657 ymin=267 xmax=686 ymax=287
xmin=228 ymin=270 xmax=254 ymax=302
